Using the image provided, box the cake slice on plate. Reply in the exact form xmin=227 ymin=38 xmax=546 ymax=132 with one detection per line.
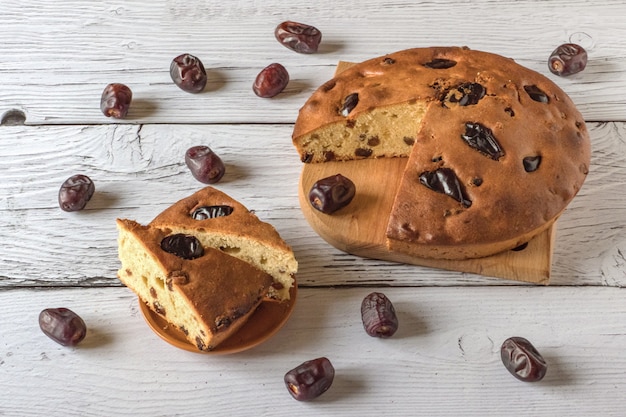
xmin=117 ymin=219 xmax=274 ymax=351
xmin=116 ymin=187 xmax=298 ymax=351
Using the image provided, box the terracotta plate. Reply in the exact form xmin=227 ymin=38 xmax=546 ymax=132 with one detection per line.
xmin=139 ymin=282 xmax=297 ymax=354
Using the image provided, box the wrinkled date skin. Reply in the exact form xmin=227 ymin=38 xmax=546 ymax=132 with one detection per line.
xmin=185 ymin=145 xmax=226 ymax=184
xmin=274 ymin=21 xmax=322 ymax=54
xmin=501 ymin=336 xmax=548 ymax=382
xmin=191 ymin=205 xmax=234 ymax=220
xmin=549 ymin=43 xmax=587 ymax=77
xmin=170 ymin=53 xmax=208 ymax=93
xmin=461 ymin=122 xmax=504 ymax=161
xmin=253 ymin=63 xmax=289 ymax=98
xmin=161 ymin=234 xmax=204 ymax=260
xmin=100 ymin=83 xmax=132 ymax=118
xmin=58 ymin=174 xmax=95 ymax=212
xmin=39 ymin=308 xmax=87 ymax=347
xmin=361 ymin=292 xmax=399 ymax=338
xmin=419 ymin=168 xmax=472 ymax=208
xmin=309 ymin=173 xmax=356 ymax=214
xmin=284 ymin=357 xmax=335 ymax=401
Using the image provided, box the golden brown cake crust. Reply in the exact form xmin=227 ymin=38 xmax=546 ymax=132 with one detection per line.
xmin=293 ymin=47 xmax=591 ymax=259
xmin=149 ymin=187 xmax=292 ymax=254
xmin=386 ymin=92 xmax=589 ymax=258
xmin=148 ymin=186 xmax=297 ymax=299
xmin=117 ymin=218 xmax=272 ymax=350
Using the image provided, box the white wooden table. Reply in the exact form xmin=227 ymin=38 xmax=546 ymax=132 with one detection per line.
xmin=1 ymin=1 xmax=625 ymax=416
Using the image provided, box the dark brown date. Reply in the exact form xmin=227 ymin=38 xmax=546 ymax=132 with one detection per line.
xmin=423 ymin=58 xmax=457 ymax=69
xmin=58 ymin=174 xmax=95 ymax=212
xmin=461 ymin=122 xmax=504 ymax=161
xmin=309 ymin=173 xmax=356 ymax=214
xmin=524 ymin=85 xmax=549 ymax=103
xmin=253 ymin=63 xmax=289 ymax=98
xmin=185 ymin=145 xmax=226 ymax=184
xmin=274 ymin=21 xmax=322 ymax=54
xmin=39 ymin=308 xmax=87 ymax=347
xmin=170 ymin=53 xmax=207 ymax=93
xmin=419 ymin=168 xmax=472 ymax=208
xmin=100 ymin=83 xmax=132 ymax=119
xmin=160 ymin=234 xmax=204 ymax=260
xmin=523 ymin=156 xmax=542 ymax=172
xmin=361 ymin=292 xmax=399 ymax=338
xmin=284 ymin=357 xmax=335 ymax=401
xmin=549 ymin=43 xmax=587 ymax=76
xmin=191 ymin=205 xmax=233 ymax=220
xmin=501 ymin=336 xmax=547 ymax=382
xmin=341 ymin=93 xmax=359 ymax=117
xmin=445 ymin=82 xmax=486 ymax=106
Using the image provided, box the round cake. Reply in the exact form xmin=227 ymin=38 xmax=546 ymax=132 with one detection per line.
xmin=293 ymin=47 xmax=591 ymax=260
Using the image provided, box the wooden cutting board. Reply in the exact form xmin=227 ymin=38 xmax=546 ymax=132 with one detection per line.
xmin=297 ymin=61 xmax=555 ymax=285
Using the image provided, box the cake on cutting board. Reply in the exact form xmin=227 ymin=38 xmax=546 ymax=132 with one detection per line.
xmin=117 ymin=187 xmax=298 ymax=351
xmin=293 ymin=47 xmax=590 ymax=266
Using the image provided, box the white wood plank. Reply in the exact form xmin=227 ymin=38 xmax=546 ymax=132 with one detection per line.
xmin=1 ymin=286 xmax=625 ymax=416
xmin=0 ymin=122 xmax=624 ymax=288
xmin=0 ymin=0 xmax=625 ymax=124
xmin=2 ymin=1 xmax=626 ymax=416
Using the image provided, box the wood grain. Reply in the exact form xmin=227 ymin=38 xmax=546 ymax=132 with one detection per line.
xmin=0 ymin=1 xmax=624 ymax=124
xmin=2 ymin=286 xmax=625 ymax=416
xmin=0 ymin=122 xmax=624 ymax=287
xmin=2 ymin=1 xmax=626 ymax=415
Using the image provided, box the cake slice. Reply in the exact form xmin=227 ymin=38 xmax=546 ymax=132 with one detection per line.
xmin=149 ymin=186 xmax=297 ymax=301
xmin=116 ymin=218 xmax=274 ymax=351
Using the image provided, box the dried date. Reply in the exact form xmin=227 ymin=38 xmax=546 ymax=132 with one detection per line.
xmin=461 ymin=122 xmax=504 ymax=161
xmin=170 ymin=53 xmax=207 ymax=93
xmin=185 ymin=145 xmax=226 ymax=184
xmin=500 ymin=336 xmax=547 ymax=382
xmin=253 ymin=63 xmax=289 ymax=98
xmin=309 ymin=174 xmax=356 ymax=214
xmin=161 ymin=234 xmax=204 ymax=260
xmin=419 ymin=168 xmax=472 ymax=208
xmin=523 ymin=156 xmax=542 ymax=172
xmin=340 ymin=93 xmax=359 ymax=117
xmin=39 ymin=308 xmax=87 ymax=347
xmin=58 ymin=174 xmax=95 ymax=212
xmin=274 ymin=21 xmax=322 ymax=54
xmin=100 ymin=83 xmax=132 ymax=119
xmin=191 ymin=205 xmax=234 ymax=220
xmin=361 ymin=292 xmax=399 ymax=338
xmin=524 ymin=85 xmax=549 ymax=103
xmin=549 ymin=43 xmax=587 ymax=76
xmin=284 ymin=357 xmax=335 ymax=401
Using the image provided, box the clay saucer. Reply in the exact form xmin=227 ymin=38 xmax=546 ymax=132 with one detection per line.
xmin=139 ymin=282 xmax=297 ymax=354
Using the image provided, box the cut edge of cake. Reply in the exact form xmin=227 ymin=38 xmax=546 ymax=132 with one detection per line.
xmin=156 ymin=224 xmax=297 ymax=301
xmin=116 ymin=218 xmax=273 ymax=351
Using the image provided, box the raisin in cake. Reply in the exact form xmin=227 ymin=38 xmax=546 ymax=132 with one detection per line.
xmin=117 ymin=187 xmax=297 ymax=350
xmin=293 ymin=47 xmax=590 ymax=260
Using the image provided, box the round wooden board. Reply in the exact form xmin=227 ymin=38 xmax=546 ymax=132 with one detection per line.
xmin=298 ymin=157 xmax=553 ymax=284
